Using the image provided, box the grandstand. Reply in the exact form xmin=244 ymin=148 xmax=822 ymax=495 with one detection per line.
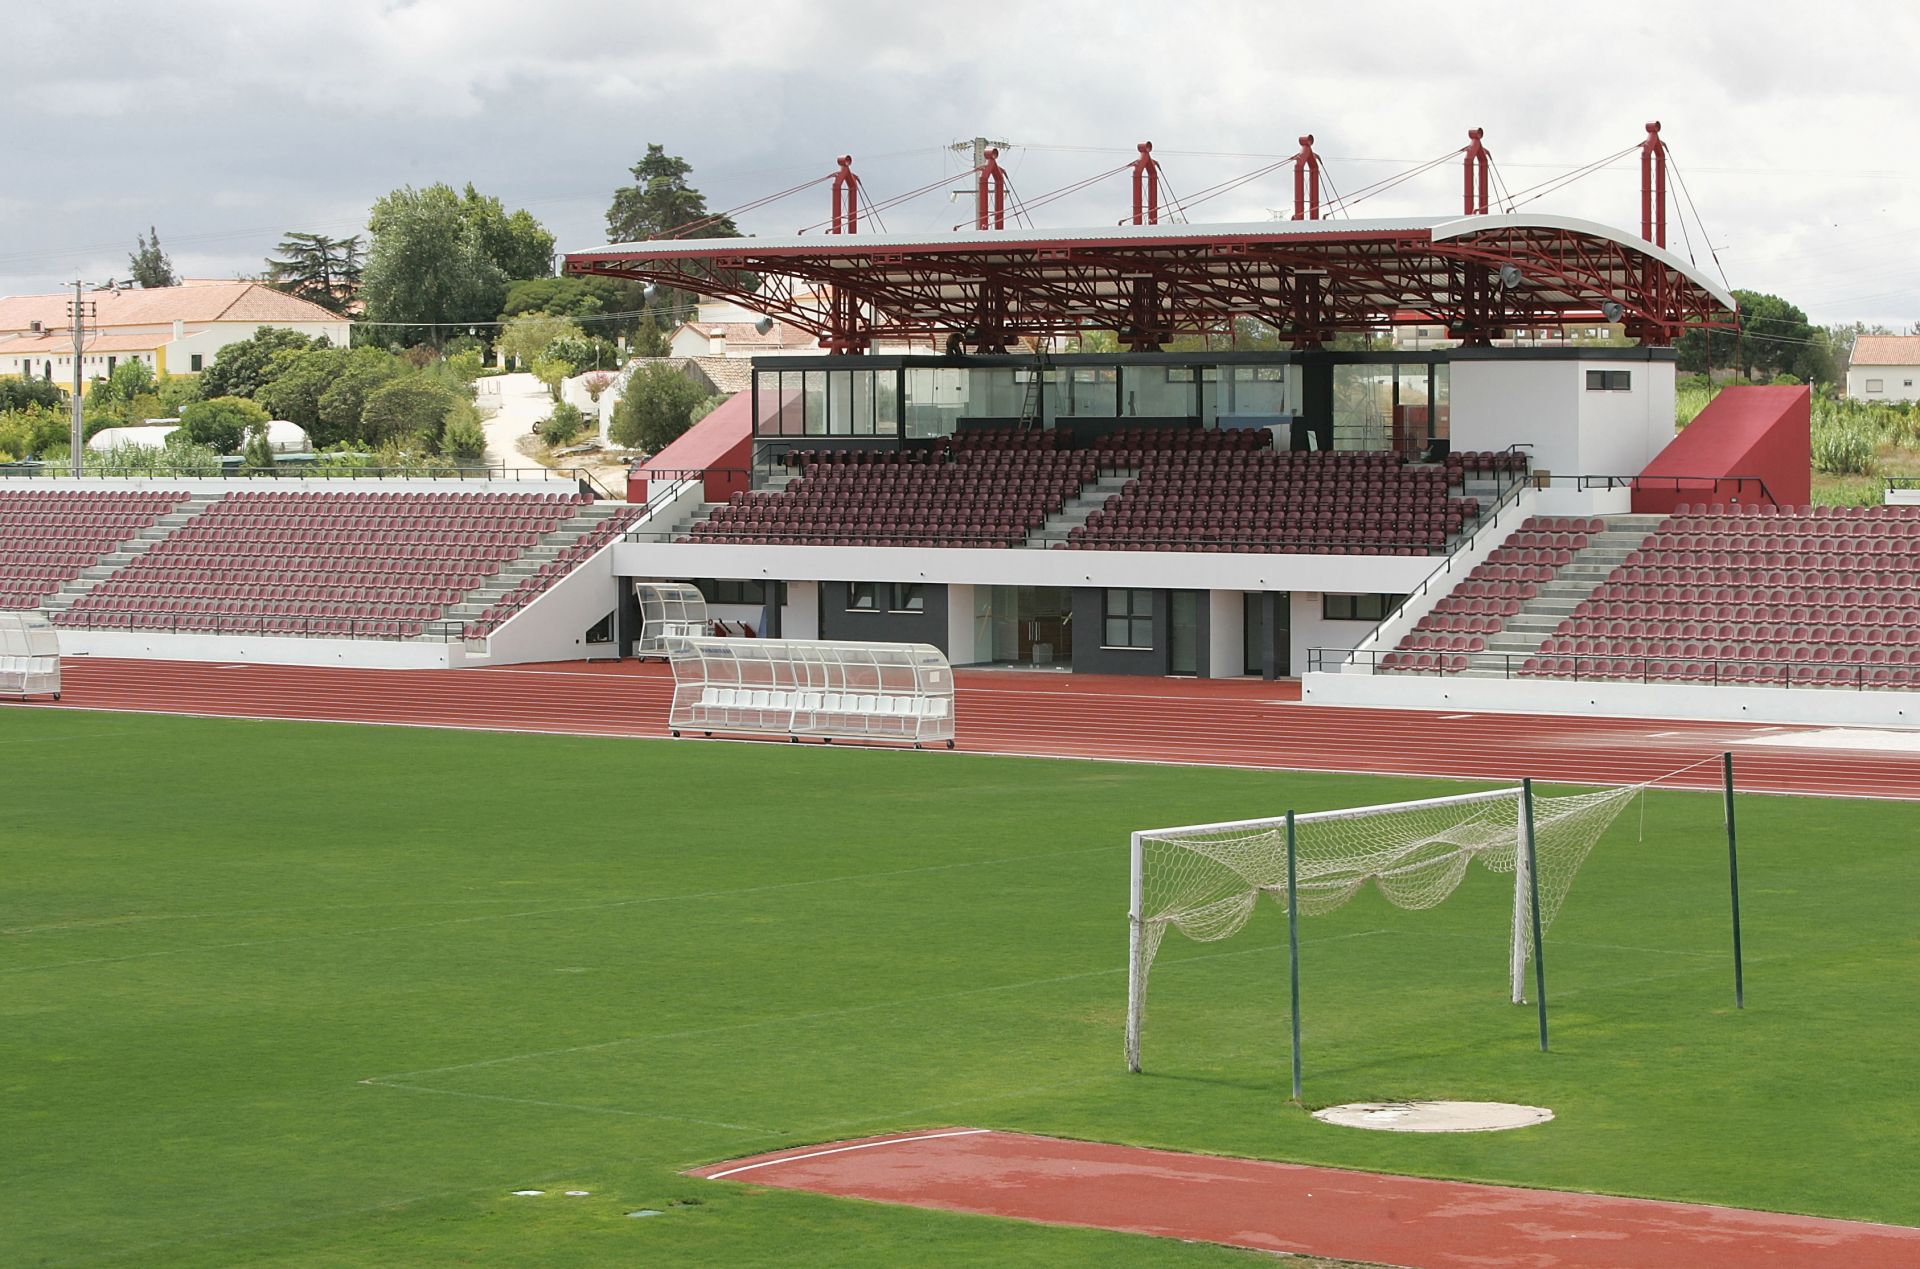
xmin=2 ymin=126 xmax=1872 ymax=722
xmin=0 ymin=483 xmax=636 ymax=667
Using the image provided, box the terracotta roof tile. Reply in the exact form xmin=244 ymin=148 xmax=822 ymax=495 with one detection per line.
xmin=1850 ymin=334 xmax=1920 ymax=366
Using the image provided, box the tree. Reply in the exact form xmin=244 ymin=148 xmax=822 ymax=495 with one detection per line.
xmin=128 ymin=226 xmax=178 ymax=288
xmin=441 ymin=406 xmax=487 ymax=466
xmin=543 ymin=332 xmax=621 ymax=376
xmin=360 ymin=375 xmax=458 ymax=447
xmin=177 ymin=395 xmax=268 ymax=453
xmin=630 ymin=313 xmax=670 ymax=358
xmin=497 ymin=312 xmax=585 ymax=371
xmin=0 ymin=376 xmax=67 ymax=413
xmin=94 ymin=358 xmax=156 ymax=408
xmin=264 ymin=232 xmax=363 ymax=314
xmin=500 ymin=275 xmax=653 ymax=339
xmin=606 ymin=145 xmax=739 ymax=243
xmin=360 ymin=183 xmax=555 ymax=344
xmin=255 ymin=346 xmax=350 ymax=437
xmin=243 ymin=424 xmax=277 ymax=471
xmin=315 ymin=348 xmax=404 ymax=447
xmin=605 ymin=146 xmax=742 ymax=324
xmin=198 ymin=326 xmax=325 ymax=398
xmin=610 ymin=362 xmax=706 ymax=451
xmin=541 ymin=401 xmax=586 ymax=447
xmin=529 ymin=355 xmax=571 ymax=403
xmin=1676 ymin=289 xmax=1831 ymax=384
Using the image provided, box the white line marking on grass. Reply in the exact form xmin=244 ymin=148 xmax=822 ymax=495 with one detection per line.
xmin=364 ymin=931 xmax=1388 ymax=1084
xmin=0 ymin=845 xmax=1117 ymax=977
xmin=360 ymin=1080 xmax=775 ymax=1134
xmin=703 ymin=1128 xmax=991 ymax=1180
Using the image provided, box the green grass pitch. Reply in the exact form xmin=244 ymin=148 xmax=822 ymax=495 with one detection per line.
xmin=3 ymin=708 xmax=1915 ymax=1265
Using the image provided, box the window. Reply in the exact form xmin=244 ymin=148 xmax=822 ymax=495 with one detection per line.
xmin=1323 ymin=593 xmax=1405 ymax=621
xmin=847 ymin=582 xmax=878 ymax=611
xmin=696 ymin=578 xmax=783 ymax=606
xmin=189 ymin=354 xmax=203 ymax=372
xmin=1864 ymin=379 xmax=1884 ymax=393
xmin=1584 ymin=369 xmax=1631 ymax=391
xmin=1905 ymin=380 xmax=1914 ymax=388
xmin=887 ymin=582 xmax=925 ymax=613
xmin=1103 ymin=588 xmax=1154 ymax=649
xmin=584 ymin=611 xmax=615 ymax=642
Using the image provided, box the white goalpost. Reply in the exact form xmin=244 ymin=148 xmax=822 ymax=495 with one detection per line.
xmin=1124 ymin=780 xmax=1642 ymax=1084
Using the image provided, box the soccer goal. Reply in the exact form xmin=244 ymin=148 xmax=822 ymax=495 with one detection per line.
xmin=1124 ymin=779 xmax=1646 ymax=1090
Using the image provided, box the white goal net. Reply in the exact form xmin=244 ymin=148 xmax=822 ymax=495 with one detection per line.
xmin=1125 ymin=783 xmax=1637 ymax=1072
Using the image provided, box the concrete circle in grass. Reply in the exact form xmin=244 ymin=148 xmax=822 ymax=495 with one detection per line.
xmin=1312 ymin=1100 xmax=1554 ymax=1133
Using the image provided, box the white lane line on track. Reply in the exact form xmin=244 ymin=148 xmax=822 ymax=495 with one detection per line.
xmin=702 ymin=1128 xmax=992 ymax=1180
xmin=1437 ymin=714 xmax=1476 ymax=720
xmin=28 ymin=698 xmax=1907 ymax=801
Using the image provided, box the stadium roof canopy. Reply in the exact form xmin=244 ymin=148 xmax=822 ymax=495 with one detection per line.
xmin=564 ymin=213 xmax=1736 ymax=353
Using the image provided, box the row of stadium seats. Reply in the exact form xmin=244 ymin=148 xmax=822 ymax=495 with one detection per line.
xmin=1381 ymin=516 xmax=1600 ymax=665
xmin=690 ymin=448 xmax=1091 ymax=549
xmin=56 ymin=492 xmax=591 ymax=640
xmin=1518 ymin=506 xmax=1920 ymax=689
xmin=0 ymin=490 xmax=190 ymax=610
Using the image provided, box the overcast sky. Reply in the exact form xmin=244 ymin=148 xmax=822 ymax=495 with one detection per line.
xmin=5 ymin=0 xmax=1917 ymax=328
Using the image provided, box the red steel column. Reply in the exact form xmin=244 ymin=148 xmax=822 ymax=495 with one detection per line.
xmin=1640 ymin=121 xmax=1667 ymax=248
xmin=1130 ymin=142 xmax=1161 ymax=225
xmin=976 ymin=148 xmax=1007 ymax=230
xmin=830 ymin=155 xmax=860 ymax=234
xmin=1292 ymin=135 xmax=1321 ymax=221
xmin=1463 ymin=128 xmax=1491 ymax=215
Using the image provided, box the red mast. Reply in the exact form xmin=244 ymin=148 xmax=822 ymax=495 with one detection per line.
xmin=1639 ymin=121 xmax=1667 ymax=248
xmin=829 ymin=155 xmax=860 ymax=234
xmin=1463 ymin=128 xmax=1491 ymax=216
xmin=1130 ymin=142 xmax=1161 ymax=225
xmin=1292 ymin=135 xmax=1321 ymax=221
xmin=975 ymin=147 xmax=1008 ymax=230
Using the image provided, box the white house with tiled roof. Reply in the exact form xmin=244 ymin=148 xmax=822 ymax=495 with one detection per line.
xmin=1847 ymin=334 xmax=1920 ymax=404
xmin=0 ymin=280 xmax=349 ymax=385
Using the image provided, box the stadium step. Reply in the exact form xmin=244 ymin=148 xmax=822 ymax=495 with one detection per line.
xmin=41 ymin=493 xmax=225 ymax=615
xmin=1469 ymin=514 xmax=1667 ymax=665
xmin=1024 ymin=472 xmax=1133 ymax=549
xmin=437 ymin=502 xmax=627 ymax=624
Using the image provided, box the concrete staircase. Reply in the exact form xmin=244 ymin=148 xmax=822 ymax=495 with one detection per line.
xmin=1459 ymin=513 xmax=1664 ymax=677
xmin=1025 ymin=470 xmax=1133 ymax=548
xmin=437 ymin=502 xmax=629 ymax=631
xmin=38 ymin=494 xmax=223 ymax=619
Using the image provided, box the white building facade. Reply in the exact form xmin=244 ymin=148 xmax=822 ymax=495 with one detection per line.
xmin=1846 ymin=334 xmax=1920 ymax=404
xmin=0 ymin=280 xmax=349 ymax=386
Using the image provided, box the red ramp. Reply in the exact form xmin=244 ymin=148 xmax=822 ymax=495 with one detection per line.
xmin=1634 ymin=384 xmax=1809 ymax=513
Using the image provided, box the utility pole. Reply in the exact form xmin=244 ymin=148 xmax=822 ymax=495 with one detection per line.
xmin=66 ymin=281 xmax=93 ymax=478
xmin=947 ymin=136 xmax=1011 ymax=200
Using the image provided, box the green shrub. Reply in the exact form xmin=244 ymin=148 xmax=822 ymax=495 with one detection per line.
xmin=541 ymin=401 xmax=585 ymax=447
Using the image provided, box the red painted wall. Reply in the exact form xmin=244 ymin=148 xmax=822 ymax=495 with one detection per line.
xmin=1632 ymin=385 xmax=1810 ymax=514
xmin=624 ymin=391 xmax=753 ymax=504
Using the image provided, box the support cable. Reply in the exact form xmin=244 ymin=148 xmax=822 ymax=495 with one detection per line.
xmin=659 ymin=173 xmax=836 ymax=240
xmin=1668 ymin=150 xmax=1735 ymax=295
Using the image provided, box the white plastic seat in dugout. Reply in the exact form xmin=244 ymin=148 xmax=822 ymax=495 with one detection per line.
xmin=632 ymin=582 xmax=711 ymax=658
xmin=667 ymin=637 xmax=956 ymax=747
xmin=0 ymin=611 xmax=61 ymax=700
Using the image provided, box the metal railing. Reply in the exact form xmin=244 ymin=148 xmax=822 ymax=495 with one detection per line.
xmin=1310 ymin=645 xmax=1914 ymax=691
xmin=0 ymin=461 xmax=616 ymax=494
xmin=53 ymin=610 xmax=471 ymax=642
xmin=1543 ymin=472 xmax=1782 ymax=506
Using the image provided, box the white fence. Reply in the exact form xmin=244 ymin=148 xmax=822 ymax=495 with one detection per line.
xmin=0 ymin=612 xmax=61 ymax=699
xmin=668 ymin=637 xmax=956 ymax=747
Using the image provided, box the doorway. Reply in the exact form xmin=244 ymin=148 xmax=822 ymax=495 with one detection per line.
xmin=977 ymin=585 xmax=1073 ymax=667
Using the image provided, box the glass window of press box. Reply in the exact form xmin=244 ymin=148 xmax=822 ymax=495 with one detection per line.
xmin=752 ymin=356 xmax=1444 ymax=451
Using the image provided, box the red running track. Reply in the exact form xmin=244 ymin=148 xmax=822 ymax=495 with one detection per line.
xmin=9 ymin=658 xmax=1920 ymax=800
xmin=689 ymin=1128 xmax=1920 ymax=1268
